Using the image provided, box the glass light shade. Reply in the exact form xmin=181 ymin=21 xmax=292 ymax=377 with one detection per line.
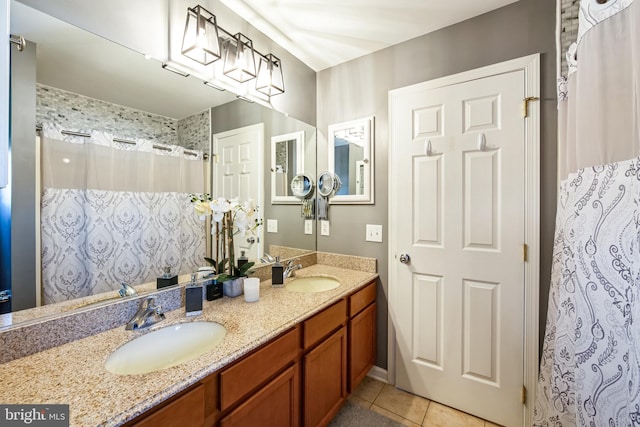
xmin=181 ymin=6 xmax=221 ymax=65
xmin=255 ymin=54 xmax=285 ymax=96
xmin=223 ymin=33 xmax=257 ymax=83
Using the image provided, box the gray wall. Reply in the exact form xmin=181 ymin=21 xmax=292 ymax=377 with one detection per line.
xmin=316 ymin=0 xmax=558 ymax=369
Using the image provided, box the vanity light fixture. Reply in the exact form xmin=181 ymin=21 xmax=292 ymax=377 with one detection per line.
xmin=256 ymin=54 xmax=284 ymax=96
xmin=223 ymin=33 xmax=257 ymax=83
xmin=161 ymin=62 xmax=190 ymax=77
xmin=181 ymin=4 xmax=285 ymax=96
xmin=181 ymin=5 xmax=221 ymax=65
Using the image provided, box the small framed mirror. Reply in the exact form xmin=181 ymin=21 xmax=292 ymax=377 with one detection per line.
xmin=328 ymin=116 xmax=374 ymax=204
xmin=271 ymin=131 xmax=305 ymax=203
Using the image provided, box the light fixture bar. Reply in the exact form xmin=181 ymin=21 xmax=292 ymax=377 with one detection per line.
xmin=203 ymin=81 xmax=225 ymax=91
xmin=236 ymin=95 xmax=255 ymax=104
xmin=161 ymin=62 xmax=190 ymax=77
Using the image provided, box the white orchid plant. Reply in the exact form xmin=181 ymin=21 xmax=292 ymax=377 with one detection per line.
xmin=190 ymin=193 xmax=262 ymax=281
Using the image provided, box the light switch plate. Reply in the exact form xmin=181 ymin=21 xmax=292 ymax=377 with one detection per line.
xmin=267 ymin=219 xmax=278 ymax=233
xmin=320 ymin=220 xmax=330 ymax=236
xmin=366 ymin=224 xmax=383 ymax=242
xmin=304 ymin=220 xmax=313 ymax=235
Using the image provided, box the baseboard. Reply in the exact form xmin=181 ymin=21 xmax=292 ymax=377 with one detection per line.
xmin=366 ymin=365 xmax=389 ymax=384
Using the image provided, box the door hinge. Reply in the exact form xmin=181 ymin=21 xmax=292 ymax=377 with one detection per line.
xmin=522 ymin=96 xmax=540 ymax=118
xmin=523 ymin=244 xmax=528 ymax=262
xmin=521 ymin=385 xmax=527 ymax=404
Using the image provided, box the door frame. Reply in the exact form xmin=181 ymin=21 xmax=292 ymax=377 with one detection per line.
xmin=387 ymin=53 xmax=540 ymax=426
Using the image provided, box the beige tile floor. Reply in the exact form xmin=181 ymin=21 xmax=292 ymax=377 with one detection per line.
xmin=350 ymin=377 xmax=502 ymax=427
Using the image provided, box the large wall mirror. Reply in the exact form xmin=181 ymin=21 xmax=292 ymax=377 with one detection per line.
xmin=327 ymin=116 xmax=374 ymax=204
xmin=3 ymin=0 xmax=316 ymax=326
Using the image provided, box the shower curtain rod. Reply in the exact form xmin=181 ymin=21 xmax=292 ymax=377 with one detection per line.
xmin=36 ymin=126 xmax=209 ymax=161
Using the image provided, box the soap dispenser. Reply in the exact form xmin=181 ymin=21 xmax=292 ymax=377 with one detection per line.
xmin=237 ymin=251 xmax=249 ymax=269
xmin=157 ymin=266 xmax=178 ymax=289
xmin=185 ymin=273 xmax=203 ymax=316
xmin=272 ymin=256 xmax=284 ymax=286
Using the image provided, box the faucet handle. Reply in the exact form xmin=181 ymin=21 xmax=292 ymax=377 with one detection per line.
xmin=286 ymin=258 xmax=300 ymax=267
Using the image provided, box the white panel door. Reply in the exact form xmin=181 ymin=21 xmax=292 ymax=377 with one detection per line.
xmin=390 ymin=66 xmax=526 ymax=426
xmin=213 ymin=123 xmax=264 ymax=262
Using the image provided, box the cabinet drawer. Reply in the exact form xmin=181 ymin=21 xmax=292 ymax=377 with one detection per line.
xmin=220 ymin=326 xmax=300 ymax=411
xmin=303 ymin=299 xmax=347 ymax=350
xmin=349 ymin=282 xmax=376 ymax=317
xmin=131 ymin=384 xmax=204 ymax=427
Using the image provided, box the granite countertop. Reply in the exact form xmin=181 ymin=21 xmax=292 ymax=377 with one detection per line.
xmin=0 ymin=263 xmax=377 ymax=427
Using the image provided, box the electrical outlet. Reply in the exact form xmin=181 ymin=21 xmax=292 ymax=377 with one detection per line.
xmin=366 ymin=224 xmax=383 ymax=242
xmin=304 ymin=220 xmax=313 ymax=235
xmin=320 ymin=220 xmax=330 ymax=236
xmin=267 ymin=219 xmax=278 ymax=233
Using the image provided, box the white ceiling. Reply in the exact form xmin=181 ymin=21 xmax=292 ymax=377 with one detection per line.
xmin=221 ymin=0 xmax=520 ymax=71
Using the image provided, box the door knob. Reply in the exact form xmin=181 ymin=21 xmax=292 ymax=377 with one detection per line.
xmin=246 ymin=237 xmax=256 ymax=244
xmin=399 ymin=254 xmax=411 ymax=264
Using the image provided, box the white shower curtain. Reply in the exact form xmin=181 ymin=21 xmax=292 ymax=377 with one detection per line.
xmin=534 ymin=0 xmax=640 ymax=425
xmin=40 ymin=123 xmax=207 ymax=304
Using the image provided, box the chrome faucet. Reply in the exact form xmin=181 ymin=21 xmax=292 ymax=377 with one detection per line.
xmin=125 ymin=296 xmax=166 ymax=330
xmin=283 ymin=258 xmax=302 ymax=279
xmin=260 ymin=252 xmax=276 ymax=263
xmin=119 ymin=282 xmax=138 ymax=298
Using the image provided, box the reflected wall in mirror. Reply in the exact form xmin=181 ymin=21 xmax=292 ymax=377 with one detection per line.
xmin=271 ymin=131 xmax=304 ymax=203
xmin=3 ymin=1 xmax=316 ymax=328
xmin=328 ymin=116 xmax=374 ymax=204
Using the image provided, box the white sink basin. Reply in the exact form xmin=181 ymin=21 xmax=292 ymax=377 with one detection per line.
xmin=285 ymin=277 xmax=340 ymax=293
xmin=105 ymin=321 xmax=226 ymax=375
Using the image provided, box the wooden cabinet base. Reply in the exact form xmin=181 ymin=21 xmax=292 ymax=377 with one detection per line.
xmin=220 ymin=364 xmax=300 ymax=427
xmin=349 ymin=302 xmax=376 ymax=392
xmin=304 ymin=327 xmax=347 ymax=427
xmin=130 ymin=384 xmax=204 ymax=427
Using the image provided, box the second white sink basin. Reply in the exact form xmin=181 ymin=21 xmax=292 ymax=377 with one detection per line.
xmin=285 ymin=277 xmax=340 ymax=293
xmin=105 ymin=321 xmax=226 ymax=375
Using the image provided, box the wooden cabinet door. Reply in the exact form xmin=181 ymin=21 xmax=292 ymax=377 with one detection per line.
xmin=349 ymin=302 xmax=376 ymax=391
xmin=303 ymin=327 xmax=347 ymax=427
xmin=131 ymin=384 xmax=204 ymax=427
xmin=219 ymin=364 xmax=299 ymax=427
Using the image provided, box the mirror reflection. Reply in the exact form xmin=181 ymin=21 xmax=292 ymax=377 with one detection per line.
xmin=271 ymin=131 xmax=304 ymax=203
xmin=328 ymin=117 xmax=374 ymax=204
xmin=3 ymin=1 xmax=316 ymax=326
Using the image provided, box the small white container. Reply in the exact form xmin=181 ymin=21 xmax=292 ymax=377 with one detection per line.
xmin=243 ymin=278 xmax=260 ymax=303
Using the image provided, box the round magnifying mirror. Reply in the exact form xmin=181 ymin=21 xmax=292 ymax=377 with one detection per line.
xmin=290 ymin=174 xmax=314 ymax=199
xmin=318 ymin=171 xmax=336 ymax=198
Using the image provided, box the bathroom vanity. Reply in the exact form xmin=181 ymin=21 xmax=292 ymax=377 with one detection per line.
xmin=128 ymin=281 xmax=376 ymax=427
xmin=0 ymin=254 xmax=377 ymax=427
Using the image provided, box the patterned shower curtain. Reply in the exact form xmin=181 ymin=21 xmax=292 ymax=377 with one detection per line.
xmin=534 ymin=0 xmax=640 ymax=425
xmin=40 ymin=123 xmax=207 ymax=304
